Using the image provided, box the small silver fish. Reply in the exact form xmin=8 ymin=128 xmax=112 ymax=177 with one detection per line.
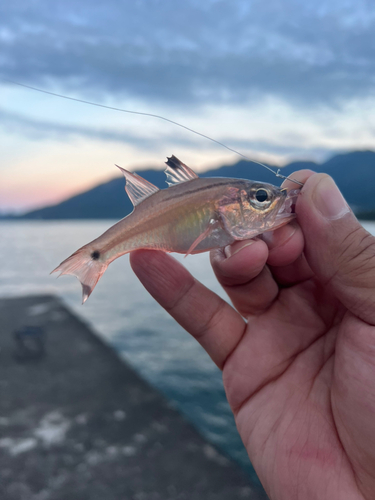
xmin=52 ymin=156 xmax=299 ymax=303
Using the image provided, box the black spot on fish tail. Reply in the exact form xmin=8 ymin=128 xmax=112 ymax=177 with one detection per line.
xmin=91 ymin=251 xmax=100 ymax=260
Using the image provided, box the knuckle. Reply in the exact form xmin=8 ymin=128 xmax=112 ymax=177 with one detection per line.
xmin=165 ymin=278 xmax=195 ymax=312
xmin=194 ymin=300 xmax=225 ymax=341
xmin=336 ymin=227 xmax=375 ymax=281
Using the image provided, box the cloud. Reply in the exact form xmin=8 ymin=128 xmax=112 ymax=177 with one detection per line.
xmin=0 ymin=108 xmax=160 ymax=146
xmin=1 ymin=0 xmax=374 ymax=109
xmin=0 ymin=107 xmax=336 ymax=164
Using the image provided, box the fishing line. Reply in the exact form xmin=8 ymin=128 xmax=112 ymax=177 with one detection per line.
xmin=3 ymin=79 xmax=304 ymax=186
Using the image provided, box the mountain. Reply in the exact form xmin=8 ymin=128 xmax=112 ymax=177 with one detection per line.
xmin=10 ymin=150 xmax=375 ymax=220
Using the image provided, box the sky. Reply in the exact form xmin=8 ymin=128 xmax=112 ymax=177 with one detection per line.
xmin=1 ymin=0 xmax=375 ymax=213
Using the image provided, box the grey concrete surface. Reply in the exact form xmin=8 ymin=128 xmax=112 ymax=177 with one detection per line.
xmin=0 ymin=295 xmax=267 ymax=500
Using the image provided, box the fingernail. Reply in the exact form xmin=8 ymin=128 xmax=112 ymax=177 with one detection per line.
xmin=224 ymin=240 xmax=255 ymax=258
xmin=262 ymin=224 xmax=296 ymax=249
xmin=313 ymin=175 xmax=350 ymax=220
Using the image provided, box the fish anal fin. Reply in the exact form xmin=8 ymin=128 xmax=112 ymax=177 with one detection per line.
xmin=116 ymin=165 xmax=159 ymax=206
xmin=165 ymin=155 xmax=199 ymax=187
xmin=185 ymin=219 xmax=220 ymax=257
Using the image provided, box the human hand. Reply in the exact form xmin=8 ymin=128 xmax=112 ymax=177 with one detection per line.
xmin=130 ymin=171 xmax=375 ymax=500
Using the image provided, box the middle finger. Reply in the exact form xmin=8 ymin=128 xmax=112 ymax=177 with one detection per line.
xmin=210 ymin=221 xmax=308 ymax=316
xmin=210 ymin=238 xmax=279 ymax=317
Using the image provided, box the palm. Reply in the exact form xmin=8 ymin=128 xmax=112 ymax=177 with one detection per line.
xmin=225 ymin=280 xmax=369 ymax=500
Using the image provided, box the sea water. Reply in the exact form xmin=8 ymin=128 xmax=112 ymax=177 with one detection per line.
xmin=1 ymin=220 xmax=375 ymax=481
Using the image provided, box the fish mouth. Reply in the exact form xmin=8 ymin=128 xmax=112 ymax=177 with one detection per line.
xmin=274 ymin=188 xmax=300 ymax=224
xmin=271 ymin=189 xmax=301 ymax=230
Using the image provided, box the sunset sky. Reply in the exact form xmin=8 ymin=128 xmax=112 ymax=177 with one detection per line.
xmin=1 ymin=0 xmax=375 ymax=213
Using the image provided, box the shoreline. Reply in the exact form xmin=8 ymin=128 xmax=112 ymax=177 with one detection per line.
xmin=0 ymin=294 xmax=267 ymax=499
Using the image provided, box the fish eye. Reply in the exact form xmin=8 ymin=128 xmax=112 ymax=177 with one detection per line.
xmin=255 ymin=188 xmax=269 ymax=203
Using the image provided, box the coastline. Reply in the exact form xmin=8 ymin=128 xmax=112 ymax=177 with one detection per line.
xmin=0 ymin=294 xmax=267 ymax=500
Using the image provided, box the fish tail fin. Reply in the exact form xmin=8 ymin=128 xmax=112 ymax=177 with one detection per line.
xmin=51 ymin=247 xmax=108 ymax=304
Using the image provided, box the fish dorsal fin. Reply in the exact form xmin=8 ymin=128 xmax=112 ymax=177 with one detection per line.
xmin=164 ymin=155 xmax=199 ymax=187
xmin=116 ymin=165 xmax=159 ymax=206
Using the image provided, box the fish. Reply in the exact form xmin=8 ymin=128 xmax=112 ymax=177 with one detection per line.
xmin=51 ymin=155 xmax=299 ymax=303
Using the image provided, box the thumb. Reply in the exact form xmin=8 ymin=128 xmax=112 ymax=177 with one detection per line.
xmin=297 ymin=173 xmax=375 ymax=325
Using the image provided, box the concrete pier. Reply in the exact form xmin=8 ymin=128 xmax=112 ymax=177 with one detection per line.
xmin=0 ymin=295 xmax=267 ymax=500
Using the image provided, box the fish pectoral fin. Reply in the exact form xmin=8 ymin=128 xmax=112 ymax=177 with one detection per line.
xmin=116 ymin=165 xmax=159 ymax=207
xmin=164 ymin=155 xmax=199 ymax=187
xmin=185 ymin=219 xmax=220 ymax=257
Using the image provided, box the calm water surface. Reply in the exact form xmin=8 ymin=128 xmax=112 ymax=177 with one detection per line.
xmin=2 ymin=220 xmax=375 ymax=481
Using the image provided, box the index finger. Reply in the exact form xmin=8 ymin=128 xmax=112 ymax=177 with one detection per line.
xmin=130 ymin=250 xmax=246 ymax=369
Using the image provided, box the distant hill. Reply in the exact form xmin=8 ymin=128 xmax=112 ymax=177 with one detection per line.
xmin=9 ymin=150 xmax=375 ymax=220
